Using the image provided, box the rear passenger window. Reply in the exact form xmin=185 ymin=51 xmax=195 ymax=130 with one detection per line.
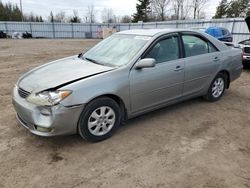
xmin=145 ymin=36 xmax=179 ymax=63
xmin=182 ymin=35 xmax=209 ymax=57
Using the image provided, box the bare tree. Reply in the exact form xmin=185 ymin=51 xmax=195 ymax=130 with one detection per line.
xmin=69 ymin=10 xmax=81 ymax=23
xmin=121 ymin=15 xmax=132 ymax=23
xmin=86 ymin=4 xmax=96 ymax=23
xmin=54 ymin=11 xmax=66 ymax=22
xmin=172 ymin=0 xmax=184 ymax=19
xmin=101 ymin=8 xmax=116 ymax=23
xmin=171 ymin=0 xmax=191 ymax=20
xmin=48 ymin=11 xmax=54 ymax=22
xmin=152 ymin=0 xmax=170 ymax=21
xmin=192 ymin=0 xmax=209 ymax=19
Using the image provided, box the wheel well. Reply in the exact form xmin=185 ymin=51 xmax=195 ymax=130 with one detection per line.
xmin=219 ymin=70 xmax=230 ymax=89
xmin=92 ymin=94 xmax=128 ymax=123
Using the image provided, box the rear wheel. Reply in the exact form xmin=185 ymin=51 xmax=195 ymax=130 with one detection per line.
xmin=203 ymin=73 xmax=227 ymax=102
xmin=78 ymin=97 xmax=121 ymax=142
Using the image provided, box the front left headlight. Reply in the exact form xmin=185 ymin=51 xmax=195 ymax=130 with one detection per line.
xmin=27 ymin=90 xmax=72 ymax=106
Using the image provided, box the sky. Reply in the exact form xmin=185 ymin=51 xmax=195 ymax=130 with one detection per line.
xmin=2 ymin=0 xmax=220 ymax=22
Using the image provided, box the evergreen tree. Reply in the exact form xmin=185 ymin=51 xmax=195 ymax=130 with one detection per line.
xmin=132 ymin=0 xmax=151 ymax=22
xmin=0 ymin=0 xmax=43 ymax=21
xmin=214 ymin=0 xmax=228 ymax=18
xmin=226 ymin=0 xmax=250 ymax=17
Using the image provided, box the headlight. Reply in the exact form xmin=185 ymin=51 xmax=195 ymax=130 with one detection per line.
xmin=27 ymin=90 xmax=72 ymax=106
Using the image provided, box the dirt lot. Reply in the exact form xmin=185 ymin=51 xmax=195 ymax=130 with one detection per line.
xmin=0 ymin=39 xmax=250 ymax=188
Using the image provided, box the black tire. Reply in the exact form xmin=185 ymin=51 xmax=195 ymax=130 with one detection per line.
xmin=78 ymin=97 xmax=121 ymax=142
xmin=243 ymin=61 xmax=250 ymax=69
xmin=203 ymin=73 xmax=227 ymax=102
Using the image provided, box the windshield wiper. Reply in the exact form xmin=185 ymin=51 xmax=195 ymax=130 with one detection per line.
xmin=84 ymin=57 xmax=104 ymax=65
xmin=83 ymin=57 xmax=115 ymax=67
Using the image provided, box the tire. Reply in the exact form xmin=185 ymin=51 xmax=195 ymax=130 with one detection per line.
xmin=78 ymin=97 xmax=121 ymax=142
xmin=203 ymin=73 xmax=227 ymax=102
xmin=243 ymin=61 xmax=250 ymax=69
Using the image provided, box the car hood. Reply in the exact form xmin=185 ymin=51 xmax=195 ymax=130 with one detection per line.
xmin=18 ymin=55 xmax=115 ymax=92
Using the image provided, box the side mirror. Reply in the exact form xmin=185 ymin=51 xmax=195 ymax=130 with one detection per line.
xmin=135 ymin=58 xmax=156 ymax=69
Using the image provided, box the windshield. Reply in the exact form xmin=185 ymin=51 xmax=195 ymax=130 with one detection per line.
xmin=83 ymin=34 xmax=150 ymax=67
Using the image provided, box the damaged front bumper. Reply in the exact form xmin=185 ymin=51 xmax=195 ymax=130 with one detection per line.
xmin=12 ymin=86 xmax=84 ymax=136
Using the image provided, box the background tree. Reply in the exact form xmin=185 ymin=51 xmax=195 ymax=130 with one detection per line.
xmin=172 ymin=0 xmax=186 ymax=20
xmin=121 ymin=15 xmax=132 ymax=23
xmin=102 ymin=8 xmax=116 ymax=23
xmin=0 ymin=1 xmax=22 ymax=21
xmin=85 ymin=4 xmax=96 ymax=23
xmin=213 ymin=0 xmax=228 ymax=18
xmin=54 ymin=11 xmax=66 ymax=22
xmin=151 ymin=0 xmax=170 ymax=21
xmin=192 ymin=0 xmax=209 ymax=19
xmin=70 ymin=10 xmax=81 ymax=23
xmin=226 ymin=0 xmax=250 ymax=17
xmin=0 ymin=1 xmax=43 ymax=22
xmin=132 ymin=0 xmax=151 ymax=22
xmin=49 ymin=11 xmax=54 ymax=22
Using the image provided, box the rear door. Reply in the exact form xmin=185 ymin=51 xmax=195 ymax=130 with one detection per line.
xmin=181 ymin=33 xmax=221 ymax=96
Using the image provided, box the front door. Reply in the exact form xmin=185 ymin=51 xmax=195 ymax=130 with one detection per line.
xmin=129 ymin=34 xmax=185 ymax=113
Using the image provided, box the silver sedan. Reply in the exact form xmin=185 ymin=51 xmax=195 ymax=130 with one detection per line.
xmin=12 ymin=29 xmax=243 ymax=142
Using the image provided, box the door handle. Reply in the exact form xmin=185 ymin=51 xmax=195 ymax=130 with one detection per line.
xmin=174 ymin=65 xmax=183 ymax=71
xmin=213 ymin=57 xmax=220 ymax=62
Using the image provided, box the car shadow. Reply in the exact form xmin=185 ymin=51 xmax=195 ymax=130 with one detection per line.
xmin=26 ymin=97 xmax=205 ymax=148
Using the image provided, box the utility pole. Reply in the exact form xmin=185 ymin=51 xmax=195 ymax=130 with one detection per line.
xmin=20 ymin=0 xmax=23 ymax=21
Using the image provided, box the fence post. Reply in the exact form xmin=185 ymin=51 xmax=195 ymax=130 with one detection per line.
xmin=155 ymin=22 xmax=158 ymax=28
xmin=52 ymin=22 xmax=55 ymax=38
xmin=90 ymin=23 xmax=92 ymax=38
xmin=71 ymin=23 xmax=74 ymax=38
xmin=128 ymin=23 xmax=130 ymax=30
xmin=29 ymin=22 xmax=33 ymax=35
xmin=4 ymin=22 xmax=8 ymax=34
xmin=231 ymin=19 xmax=235 ymax=35
xmin=141 ymin=22 xmax=143 ymax=28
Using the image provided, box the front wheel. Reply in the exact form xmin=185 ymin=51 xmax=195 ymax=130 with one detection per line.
xmin=78 ymin=97 xmax=121 ymax=142
xmin=203 ymin=73 xmax=227 ymax=102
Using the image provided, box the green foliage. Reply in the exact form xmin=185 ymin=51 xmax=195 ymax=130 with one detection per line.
xmin=214 ymin=0 xmax=250 ymax=18
xmin=132 ymin=0 xmax=151 ymax=22
xmin=0 ymin=1 xmax=22 ymax=21
xmin=0 ymin=1 xmax=43 ymax=22
xmin=214 ymin=0 xmax=228 ymax=18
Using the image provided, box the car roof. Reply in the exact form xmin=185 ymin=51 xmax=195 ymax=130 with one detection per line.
xmin=206 ymin=26 xmax=228 ymax=30
xmin=117 ymin=28 xmax=196 ymax=36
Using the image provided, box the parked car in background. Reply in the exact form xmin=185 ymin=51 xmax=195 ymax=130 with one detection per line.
xmin=238 ymin=17 xmax=250 ymax=67
xmin=0 ymin=31 xmax=7 ymax=38
xmin=205 ymin=27 xmax=233 ymax=42
xmin=12 ymin=29 xmax=243 ymax=142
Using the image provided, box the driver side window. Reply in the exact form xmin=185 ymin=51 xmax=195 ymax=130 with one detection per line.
xmin=144 ymin=36 xmax=180 ymax=63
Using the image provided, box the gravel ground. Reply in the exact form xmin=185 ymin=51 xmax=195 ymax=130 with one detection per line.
xmin=0 ymin=39 xmax=250 ymax=188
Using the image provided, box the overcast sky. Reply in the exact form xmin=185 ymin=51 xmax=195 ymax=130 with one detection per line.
xmin=2 ymin=0 xmax=220 ymax=21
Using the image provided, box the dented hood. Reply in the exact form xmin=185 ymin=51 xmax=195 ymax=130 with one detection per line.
xmin=18 ymin=56 xmax=115 ymax=92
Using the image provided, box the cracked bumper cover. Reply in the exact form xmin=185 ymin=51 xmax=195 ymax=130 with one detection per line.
xmin=12 ymin=86 xmax=84 ymax=136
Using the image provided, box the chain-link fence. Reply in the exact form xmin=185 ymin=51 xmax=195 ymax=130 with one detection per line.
xmin=0 ymin=18 xmax=249 ymax=43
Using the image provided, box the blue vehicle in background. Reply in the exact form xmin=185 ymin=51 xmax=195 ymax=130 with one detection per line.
xmin=205 ymin=27 xmax=233 ymax=42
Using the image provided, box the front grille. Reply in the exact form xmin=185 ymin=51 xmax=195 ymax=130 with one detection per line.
xmin=18 ymin=87 xmax=30 ymax=98
xmin=244 ymin=47 xmax=250 ymax=54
